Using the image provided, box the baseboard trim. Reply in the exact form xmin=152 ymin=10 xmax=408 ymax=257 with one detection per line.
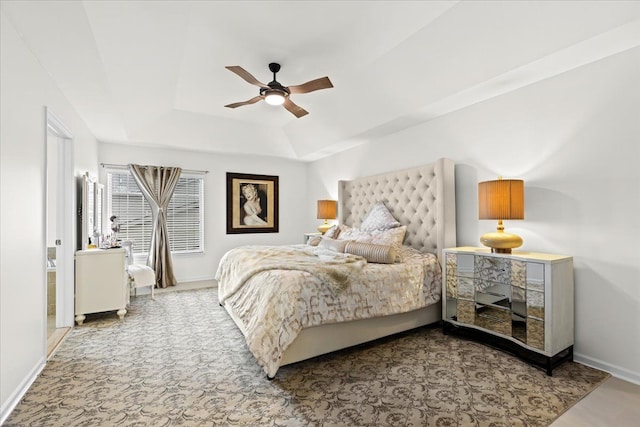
xmin=574 ymin=352 xmax=640 ymax=385
xmin=0 ymin=356 xmax=46 ymax=425
xmin=176 ymin=276 xmax=216 ymax=284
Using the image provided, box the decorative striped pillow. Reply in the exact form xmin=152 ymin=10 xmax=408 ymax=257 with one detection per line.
xmin=338 ymin=225 xmax=406 ymax=262
xmin=344 ymin=241 xmax=397 ymax=264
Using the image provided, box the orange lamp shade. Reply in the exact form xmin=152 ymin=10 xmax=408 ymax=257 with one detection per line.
xmin=317 ymin=200 xmax=337 ymax=220
xmin=478 ymin=179 xmax=524 ymax=220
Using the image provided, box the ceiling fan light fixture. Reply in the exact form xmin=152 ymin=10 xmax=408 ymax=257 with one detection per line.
xmin=264 ymin=90 xmax=286 ymax=106
xmin=225 ymin=63 xmax=333 ymax=117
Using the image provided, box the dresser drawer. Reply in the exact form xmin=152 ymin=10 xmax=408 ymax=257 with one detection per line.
xmin=475 ymin=256 xmax=528 ymax=288
xmin=526 ymin=262 xmax=545 ymax=292
xmin=445 ymin=253 xmax=474 ymax=299
xmin=457 ymin=299 xmax=475 ymax=324
xmin=474 ymin=256 xmax=511 ymax=283
xmin=475 ymin=305 xmax=512 ymax=336
xmin=527 ymin=290 xmax=545 ymax=320
xmin=527 ymin=317 xmax=545 ymax=350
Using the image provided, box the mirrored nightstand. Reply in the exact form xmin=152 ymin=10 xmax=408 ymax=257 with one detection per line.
xmin=443 ymin=246 xmax=574 ymax=375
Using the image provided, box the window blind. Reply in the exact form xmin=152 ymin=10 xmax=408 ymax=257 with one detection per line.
xmin=107 ymin=171 xmax=204 ymax=255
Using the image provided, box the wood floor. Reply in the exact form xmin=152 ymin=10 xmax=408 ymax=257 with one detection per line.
xmin=46 ymin=327 xmax=70 ymax=357
xmin=551 ymin=375 xmax=640 ymax=426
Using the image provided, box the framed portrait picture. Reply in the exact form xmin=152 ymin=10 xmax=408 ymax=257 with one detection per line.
xmin=226 ymin=172 xmax=279 ymax=234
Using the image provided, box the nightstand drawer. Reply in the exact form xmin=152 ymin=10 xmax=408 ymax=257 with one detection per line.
xmin=475 ymin=283 xmax=510 ymax=308
xmin=475 ymin=305 xmax=512 ymax=336
xmin=457 ymin=276 xmax=474 ymax=299
xmin=475 ymin=256 xmax=511 ymax=283
xmin=527 ymin=290 xmax=545 ymax=319
xmin=475 ymin=256 xmax=527 ymax=288
xmin=457 ymin=299 xmax=475 ymax=324
xmin=526 ymin=262 xmax=545 ymax=292
xmin=527 ymin=318 xmax=545 ymax=350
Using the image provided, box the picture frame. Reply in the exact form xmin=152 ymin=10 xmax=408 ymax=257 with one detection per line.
xmin=226 ymin=172 xmax=279 ymax=234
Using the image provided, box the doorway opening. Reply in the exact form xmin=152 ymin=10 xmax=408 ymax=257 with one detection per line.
xmin=45 ymin=108 xmax=74 ymax=357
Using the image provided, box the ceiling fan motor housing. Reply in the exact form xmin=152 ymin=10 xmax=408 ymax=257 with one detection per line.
xmin=261 ymin=85 xmax=289 ymax=96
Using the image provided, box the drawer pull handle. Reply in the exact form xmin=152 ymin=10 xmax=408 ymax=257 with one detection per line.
xmin=478 ymin=313 xmax=507 ymax=323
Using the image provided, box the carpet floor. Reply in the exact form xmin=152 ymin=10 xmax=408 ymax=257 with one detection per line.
xmin=6 ymin=288 xmax=608 ymax=426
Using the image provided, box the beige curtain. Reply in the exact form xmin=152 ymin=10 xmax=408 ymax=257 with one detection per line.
xmin=129 ymin=164 xmax=182 ymax=288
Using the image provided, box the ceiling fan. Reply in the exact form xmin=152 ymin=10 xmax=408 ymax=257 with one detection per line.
xmin=224 ymin=63 xmax=333 ymax=118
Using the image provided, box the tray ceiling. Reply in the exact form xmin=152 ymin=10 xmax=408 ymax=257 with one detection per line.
xmin=2 ymin=1 xmax=639 ymax=161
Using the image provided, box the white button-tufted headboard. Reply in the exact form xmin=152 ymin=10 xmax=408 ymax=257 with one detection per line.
xmin=338 ymin=158 xmax=456 ymax=261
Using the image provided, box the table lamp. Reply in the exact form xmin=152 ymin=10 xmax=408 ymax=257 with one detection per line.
xmin=478 ymin=177 xmax=524 ymax=253
xmin=317 ymin=200 xmax=337 ymax=234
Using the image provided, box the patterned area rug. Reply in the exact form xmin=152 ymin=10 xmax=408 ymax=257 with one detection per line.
xmin=7 ymin=288 xmax=608 ymax=426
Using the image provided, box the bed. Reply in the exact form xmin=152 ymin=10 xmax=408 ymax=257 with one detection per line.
xmin=216 ymin=158 xmax=456 ymax=378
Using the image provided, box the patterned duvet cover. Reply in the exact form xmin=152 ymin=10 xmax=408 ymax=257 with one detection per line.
xmin=216 ymin=244 xmax=442 ymax=377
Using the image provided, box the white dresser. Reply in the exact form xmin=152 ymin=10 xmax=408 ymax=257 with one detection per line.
xmin=75 ymin=248 xmax=127 ymax=325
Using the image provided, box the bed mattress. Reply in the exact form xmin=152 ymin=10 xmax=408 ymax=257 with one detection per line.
xmin=216 ymin=244 xmax=441 ymax=377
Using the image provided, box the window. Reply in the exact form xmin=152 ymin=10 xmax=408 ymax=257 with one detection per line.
xmin=107 ymin=170 xmax=204 ymax=255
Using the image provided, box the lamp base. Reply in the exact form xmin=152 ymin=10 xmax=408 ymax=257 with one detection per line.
xmin=317 ymin=222 xmax=332 ymax=234
xmin=480 ymin=231 xmax=523 ymax=254
xmin=490 ymin=247 xmax=513 ymax=254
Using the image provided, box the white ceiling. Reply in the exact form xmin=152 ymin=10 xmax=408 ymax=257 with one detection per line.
xmin=3 ymin=1 xmax=640 ymax=161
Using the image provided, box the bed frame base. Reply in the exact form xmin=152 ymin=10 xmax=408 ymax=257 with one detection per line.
xmin=222 ymin=301 xmax=441 ymax=375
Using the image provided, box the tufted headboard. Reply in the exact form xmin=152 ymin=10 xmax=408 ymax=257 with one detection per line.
xmin=338 ymin=158 xmax=456 ymax=261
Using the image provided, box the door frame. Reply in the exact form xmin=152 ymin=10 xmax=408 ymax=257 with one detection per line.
xmin=45 ymin=108 xmax=75 ymax=332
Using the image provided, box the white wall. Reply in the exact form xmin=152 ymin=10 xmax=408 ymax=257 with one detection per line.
xmin=0 ymin=11 xmax=100 ymax=420
xmin=307 ymin=48 xmax=640 ymax=382
xmin=98 ymin=143 xmax=308 ymax=283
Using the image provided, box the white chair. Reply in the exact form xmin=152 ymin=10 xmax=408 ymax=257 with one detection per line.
xmin=122 ymin=241 xmax=156 ymax=300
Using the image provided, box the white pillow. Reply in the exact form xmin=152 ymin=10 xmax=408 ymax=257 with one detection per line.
xmin=338 ymin=225 xmax=406 ymax=262
xmin=318 ymin=237 xmax=350 ymax=253
xmin=360 ymin=201 xmax=401 ymax=231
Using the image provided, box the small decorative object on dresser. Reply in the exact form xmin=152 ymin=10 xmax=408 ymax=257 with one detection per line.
xmin=443 ymin=246 xmax=574 ymax=375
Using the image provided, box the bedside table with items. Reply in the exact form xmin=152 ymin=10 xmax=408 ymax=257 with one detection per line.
xmin=442 ymin=246 xmax=574 ymax=375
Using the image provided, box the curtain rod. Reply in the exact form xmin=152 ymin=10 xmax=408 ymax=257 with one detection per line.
xmin=100 ymin=163 xmax=208 ymax=174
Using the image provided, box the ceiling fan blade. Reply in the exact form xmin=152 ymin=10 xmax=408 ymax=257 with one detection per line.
xmin=283 ymin=98 xmax=309 ymax=118
xmin=287 ymin=76 xmax=333 ymax=94
xmin=225 ymin=66 xmax=269 ymax=88
xmin=224 ymin=95 xmax=264 ymax=109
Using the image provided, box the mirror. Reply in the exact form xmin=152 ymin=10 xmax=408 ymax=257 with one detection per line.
xmin=79 ymin=173 xmax=103 ymax=249
xmin=95 ymin=183 xmax=103 ymax=239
